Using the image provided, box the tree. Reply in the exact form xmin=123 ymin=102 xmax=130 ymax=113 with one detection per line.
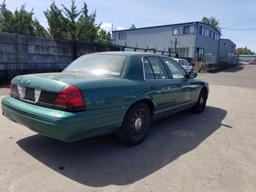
xmin=44 ymin=2 xmax=69 ymax=40
xmin=0 ymin=1 xmax=15 ymax=33
xmin=33 ymin=19 xmax=50 ymax=38
xmin=45 ymin=0 xmax=105 ymax=43
xmin=0 ymin=0 xmax=112 ymax=44
xmin=0 ymin=1 xmax=49 ymax=37
xmin=97 ymin=29 xmax=112 ymax=44
xmin=201 ymin=16 xmax=221 ymax=33
xmin=77 ymin=2 xmax=100 ymax=42
xmin=62 ymin=0 xmax=80 ymax=40
xmin=129 ymin=24 xmax=136 ymax=30
xmin=236 ymin=47 xmax=255 ymax=55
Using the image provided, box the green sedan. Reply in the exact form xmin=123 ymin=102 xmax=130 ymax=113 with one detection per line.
xmin=1 ymin=52 xmax=209 ymax=145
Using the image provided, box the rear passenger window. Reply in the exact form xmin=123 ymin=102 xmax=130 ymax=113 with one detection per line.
xmin=143 ymin=57 xmax=168 ymax=79
xmin=144 ymin=58 xmax=155 ymax=79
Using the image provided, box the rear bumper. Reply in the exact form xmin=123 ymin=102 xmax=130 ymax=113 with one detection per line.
xmin=1 ymin=97 xmax=119 ymax=141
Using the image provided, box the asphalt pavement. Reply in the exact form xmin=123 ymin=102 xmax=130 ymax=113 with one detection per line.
xmin=0 ymin=64 xmax=256 ymax=192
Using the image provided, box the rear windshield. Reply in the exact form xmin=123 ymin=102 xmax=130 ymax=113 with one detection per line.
xmin=64 ymin=54 xmax=126 ymax=76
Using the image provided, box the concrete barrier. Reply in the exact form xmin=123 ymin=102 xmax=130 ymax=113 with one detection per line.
xmin=0 ymin=32 xmax=120 ymax=80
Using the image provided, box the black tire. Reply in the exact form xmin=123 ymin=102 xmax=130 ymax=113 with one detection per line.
xmin=116 ymin=103 xmax=151 ymax=146
xmin=191 ymin=88 xmax=208 ymax=113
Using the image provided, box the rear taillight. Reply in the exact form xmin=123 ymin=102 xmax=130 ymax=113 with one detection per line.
xmin=10 ymin=84 xmax=14 ymax=95
xmin=10 ymin=84 xmax=19 ymax=98
xmin=54 ymin=85 xmax=85 ymax=110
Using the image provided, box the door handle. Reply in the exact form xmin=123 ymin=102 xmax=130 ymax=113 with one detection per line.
xmin=175 ymin=84 xmax=182 ymax=88
xmin=150 ymin=86 xmax=157 ymax=90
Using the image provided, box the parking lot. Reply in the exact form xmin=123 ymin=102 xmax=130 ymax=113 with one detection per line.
xmin=0 ymin=64 xmax=256 ymax=192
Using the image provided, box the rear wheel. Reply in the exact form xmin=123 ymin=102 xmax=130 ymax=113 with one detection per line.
xmin=191 ymin=88 xmax=208 ymax=113
xmin=116 ymin=103 xmax=151 ymax=146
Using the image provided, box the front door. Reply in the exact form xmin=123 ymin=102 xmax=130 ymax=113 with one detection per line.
xmin=161 ymin=57 xmax=197 ymax=106
xmin=143 ymin=57 xmax=180 ymax=113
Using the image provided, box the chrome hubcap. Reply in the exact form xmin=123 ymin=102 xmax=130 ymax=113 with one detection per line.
xmin=134 ymin=118 xmax=143 ymax=129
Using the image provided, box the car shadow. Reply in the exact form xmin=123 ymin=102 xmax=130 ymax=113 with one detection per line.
xmin=221 ymin=65 xmax=244 ymax=73
xmin=17 ymin=106 xmax=228 ymax=187
xmin=208 ymin=64 xmax=244 ymax=73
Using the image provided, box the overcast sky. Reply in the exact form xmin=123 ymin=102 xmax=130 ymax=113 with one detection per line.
xmin=6 ymin=0 xmax=256 ymax=52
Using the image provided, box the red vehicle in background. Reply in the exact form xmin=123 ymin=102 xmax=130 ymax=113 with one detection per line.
xmin=249 ymin=60 xmax=256 ymax=65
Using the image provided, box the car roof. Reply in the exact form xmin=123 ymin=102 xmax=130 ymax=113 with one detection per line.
xmin=93 ymin=51 xmax=171 ymax=57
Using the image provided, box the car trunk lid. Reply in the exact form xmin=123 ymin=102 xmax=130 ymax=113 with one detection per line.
xmin=10 ymin=72 xmax=103 ymax=110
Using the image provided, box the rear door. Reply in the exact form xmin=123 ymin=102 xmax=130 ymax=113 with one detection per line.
xmin=143 ymin=57 xmax=180 ymax=113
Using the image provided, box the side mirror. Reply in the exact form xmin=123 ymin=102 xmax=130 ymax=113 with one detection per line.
xmin=189 ymin=71 xmax=197 ymax=78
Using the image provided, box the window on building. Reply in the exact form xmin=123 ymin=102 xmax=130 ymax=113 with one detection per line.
xmin=205 ymin=29 xmax=209 ymax=37
xmin=190 ymin=26 xmax=195 ymax=33
xmin=183 ymin=26 xmax=190 ymax=34
xmin=202 ymin=28 xmax=206 ymax=36
xmin=215 ymin=34 xmax=220 ymax=40
xmin=173 ymin=27 xmax=179 ymax=35
xmin=210 ymin=31 xmax=213 ymax=39
xmin=118 ymin=32 xmax=126 ymax=40
xmin=197 ymin=48 xmax=204 ymax=61
xmin=199 ymin=26 xmax=203 ymax=35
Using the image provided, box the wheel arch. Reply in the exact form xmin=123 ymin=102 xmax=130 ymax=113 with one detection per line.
xmin=125 ymin=98 xmax=155 ymax=117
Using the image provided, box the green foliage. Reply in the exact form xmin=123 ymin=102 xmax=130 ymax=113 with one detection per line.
xmin=0 ymin=0 xmax=112 ymax=43
xmin=236 ymin=47 xmax=255 ymax=55
xmin=0 ymin=0 xmax=49 ymax=37
xmin=62 ymin=0 xmax=80 ymax=40
xmin=45 ymin=0 xmax=110 ymax=43
xmin=76 ymin=3 xmax=101 ymax=42
xmin=33 ymin=19 xmax=50 ymax=38
xmin=97 ymin=29 xmax=112 ymax=44
xmin=201 ymin=16 xmax=221 ymax=33
xmin=129 ymin=24 xmax=136 ymax=30
xmin=44 ymin=2 xmax=68 ymax=39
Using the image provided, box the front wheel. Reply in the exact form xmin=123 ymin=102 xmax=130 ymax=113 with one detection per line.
xmin=116 ymin=103 xmax=151 ymax=146
xmin=191 ymin=89 xmax=208 ymax=113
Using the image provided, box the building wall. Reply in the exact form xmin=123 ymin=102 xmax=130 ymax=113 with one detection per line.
xmin=169 ymin=24 xmax=196 ymax=58
xmin=195 ymin=23 xmax=220 ymax=64
xmin=218 ymin=39 xmax=236 ymax=64
xmin=113 ymin=24 xmax=197 ymax=58
xmin=113 ymin=26 xmax=172 ymax=50
xmin=113 ymin=22 xmax=221 ymax=62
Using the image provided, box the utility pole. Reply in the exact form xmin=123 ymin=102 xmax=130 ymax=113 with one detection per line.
xmin=111 ymin=23 xmax=114 ymax=34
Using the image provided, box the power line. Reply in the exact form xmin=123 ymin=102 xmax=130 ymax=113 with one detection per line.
xmin=222 ymin=28 xmax=256 ymax=31
xmin=221 ymin=18 xmax=256 ymax=28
